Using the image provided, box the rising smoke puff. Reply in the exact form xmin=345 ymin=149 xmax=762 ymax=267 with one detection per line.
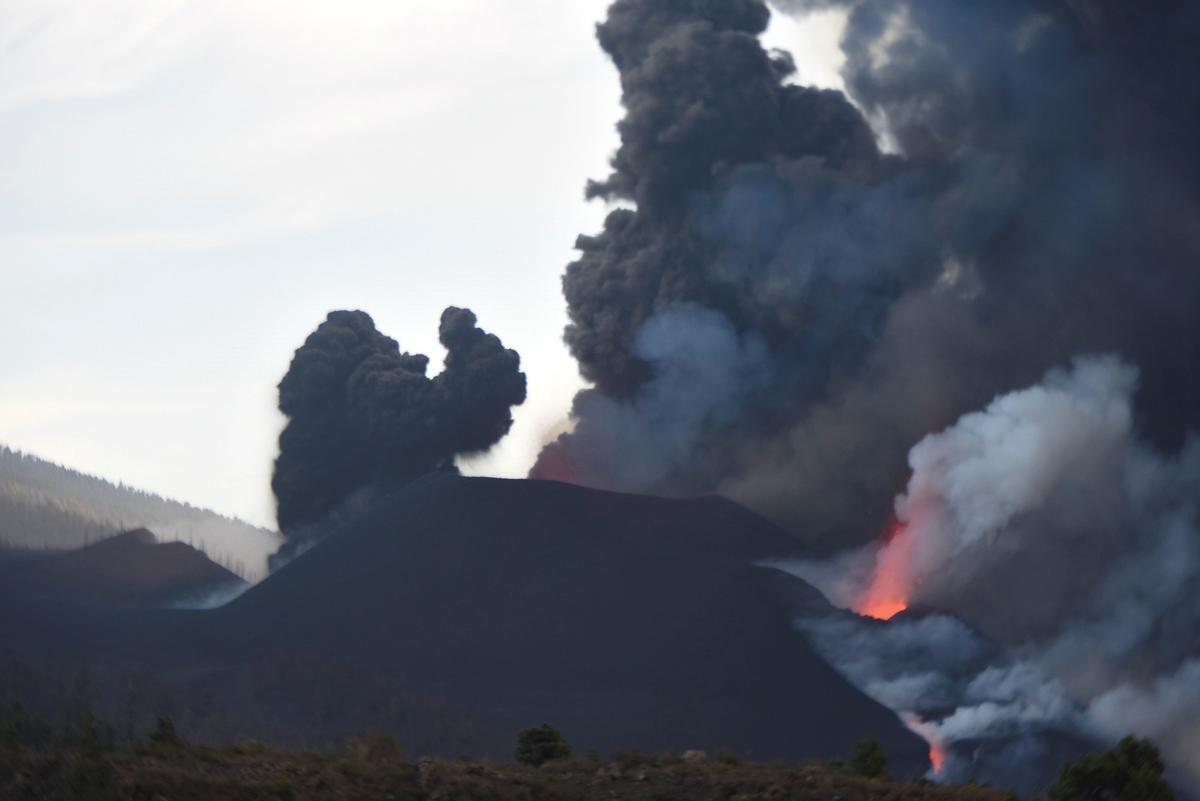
xmin=534 ymin=0 xmax=1200 ymax=552
xmin=272 ymin=308 xmax=526 ymax=545
xmin=550 ymin=303 xmax=772 ymax=492
xmin=544 ymin=0 xmax=897 ymax=411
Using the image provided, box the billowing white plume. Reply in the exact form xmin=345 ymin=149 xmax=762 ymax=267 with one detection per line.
xmin=780 ymin=356 xmax=1200 ymax=790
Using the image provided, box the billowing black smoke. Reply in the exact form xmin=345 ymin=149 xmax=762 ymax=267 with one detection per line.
xmin=533 ymin=0 xmax=1200 ymax=789
xmin=272 ymin=307 xmax=525 ymax=557
xmin=534 ymin=0 xmax=1200 ymax=551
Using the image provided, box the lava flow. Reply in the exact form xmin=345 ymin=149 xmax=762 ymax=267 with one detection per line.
xmin=928 ymin=741 xmax=946 ymax=775
xmin=855 ymin=518 xmax=915 ymax=620
xmin=902 ymin=714 xmax=947 ymax=778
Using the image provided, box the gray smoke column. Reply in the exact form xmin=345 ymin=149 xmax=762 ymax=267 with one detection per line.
xmin=532 ymin=0 xmax=916 ymax=530
xmin=272 ymin=307 xmax=526 ymax=554
xmin=533 ymin=0 xmax=1200 ymax=552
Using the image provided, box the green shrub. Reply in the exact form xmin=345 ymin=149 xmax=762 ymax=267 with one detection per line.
xmin=515 ymin=723 xmax=572 ymax=766
xmin=149 ymin=715 xmax=184 ymax=749
xmin=848 ymin=738 xmax=888 ymax=779
xmin=1049 ymin=736 xmax=1173 ymax=801
xmin=77 ymin=711 xmax=109 ymax=760
xmin=272 ymin=778 xmax=296 ymax=800
xmin=70 ymin=714 xmax=119 ymax=801
xmin=716 ymin=748 xmax=743 ymax=766
xmin=234 ymin=738 xmax=271 ymax=755
xmin=69 ymin=756 xmax=120 ymax=801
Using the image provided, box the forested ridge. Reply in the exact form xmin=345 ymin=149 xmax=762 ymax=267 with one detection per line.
xmin=0 ymin=446 xmax=278 ymax=580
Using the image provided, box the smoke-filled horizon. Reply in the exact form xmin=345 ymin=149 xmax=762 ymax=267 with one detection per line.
xmin=530 ymin=0 xmax=1200 ymax=789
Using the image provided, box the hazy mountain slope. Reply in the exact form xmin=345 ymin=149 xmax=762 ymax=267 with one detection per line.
xmin=0 ymin=446 xmax=279 ymax=579
xmin=0 ymin=529 xmax=247 ymax=609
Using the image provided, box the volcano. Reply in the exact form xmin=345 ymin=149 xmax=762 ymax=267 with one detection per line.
xmin=0 ymin=475 xmax=928 ymax=771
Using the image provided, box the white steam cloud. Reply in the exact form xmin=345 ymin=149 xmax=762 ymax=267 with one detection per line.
xmin=780 ymin=356 xmax=1200 ymax=791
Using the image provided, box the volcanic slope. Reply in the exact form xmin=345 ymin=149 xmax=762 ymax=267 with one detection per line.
xmin=206 ymin=474 xmax=928 ymax=769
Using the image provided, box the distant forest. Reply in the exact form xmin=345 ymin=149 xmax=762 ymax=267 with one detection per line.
xmin=0 ymin=446 xmax=279 ymax=580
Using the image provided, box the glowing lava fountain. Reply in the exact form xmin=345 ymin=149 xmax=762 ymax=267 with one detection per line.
xmin=929 ymin=741 xmax=946 ymax=776
xmin=855 ymin=519 xmax=916 ymax=620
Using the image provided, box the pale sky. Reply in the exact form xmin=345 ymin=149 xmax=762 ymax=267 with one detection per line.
xmin=1 ymin=1 xmax=844 ymax=529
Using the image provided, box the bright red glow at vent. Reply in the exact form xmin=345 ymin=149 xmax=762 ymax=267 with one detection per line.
xmin=929 ymin=741 xmax=946 ymax=775
xmin=855 ymin=519 xmax=915 ymax=620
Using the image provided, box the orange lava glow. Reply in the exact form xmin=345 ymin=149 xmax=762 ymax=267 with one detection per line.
xmin=928 ymin=742 xmax=946 ymax=775
xmin=902 ymin=714 xmax=946 ymax=779
xmin=528 ymin=445 xmax=579 ymax=485
xmin=855 ymin=519 xmax=914 ymax=620
xmin=859 ymin=594 xmax=908 ymax=621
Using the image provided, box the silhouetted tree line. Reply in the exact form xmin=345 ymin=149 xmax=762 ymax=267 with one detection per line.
xmin=0 ymin=702 xmax=1176 ymax=801
xmin=0 ymin=648 xmax=490 ymax=757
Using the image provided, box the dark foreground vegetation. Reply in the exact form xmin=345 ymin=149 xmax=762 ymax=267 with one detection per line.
xmin=0 ymin=731 xmax=996 ymax=801
xmin=0 ymin=708 xmax=1175 ymax=801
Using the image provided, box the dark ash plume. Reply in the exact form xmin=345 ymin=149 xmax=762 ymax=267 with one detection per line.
xmin=535 ymin=0 xmax=1200 ymax=546
xmin=534 ymin=0 xmax=1200 ymax=787
xmin=272 ymin=307 xmax=525 ymax=549
xmin=533 ymin=0 xmax=939 ymax=540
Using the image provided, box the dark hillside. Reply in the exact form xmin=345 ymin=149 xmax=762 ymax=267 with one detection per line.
xmin=0 ymin=445 xmax=278 ymax=578
xmin=209 ymin=475 xmax=928 ymax=769
xmin=0 ymin=476 xmax=928 ymax=772
xmin=0 ymin=529 xmax=246 ymax=609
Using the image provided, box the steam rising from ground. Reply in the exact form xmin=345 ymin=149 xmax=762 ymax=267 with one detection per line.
xmin=781 ymin=358 xmax=1200 ymax=789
